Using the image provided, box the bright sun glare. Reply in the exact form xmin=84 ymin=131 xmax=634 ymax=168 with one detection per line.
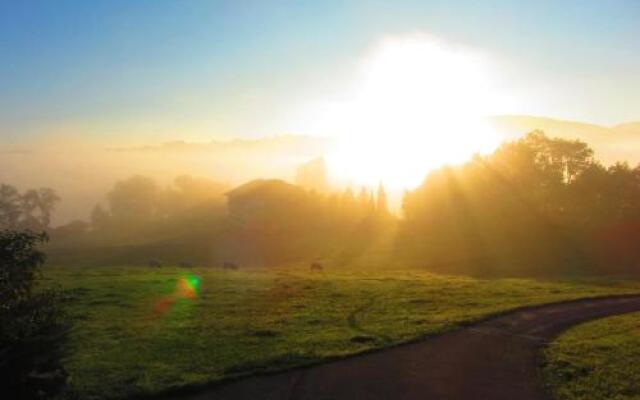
xmin=297 ymin=35 xmax=505 ymax=189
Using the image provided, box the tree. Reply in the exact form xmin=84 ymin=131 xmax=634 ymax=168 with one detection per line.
xmin=368 ymin=190 xmax=376 ymax=214
xmin=161 ymin=175 xmax=228 ymax=217
xmin=0 ymin=185 xmax=60 ymax=231
xmin=21 ymin=188 xmax=60 ymax=230
xmin=90 ymin=204 xmax=110 ymax=231
xmin=295 ymin=157 xmax=329 ymax=192
xmin=376 ymin=183 xmax=389 ymax=215
xmin=341 ymin=187 xmax=355 ymax=207
xmin=107 ymin=175 xmax=160 ymax=224
xmin=0 ymin=230 xmax=68 ymax=399
xmin=357 ymin=187 xmax=374 ymax=215
xmin=521 ymin=130 xmax=594 ymax=184
xmin=399 ymin=131 xmax=605 ymax=276
xmin=0 ymin=184 xmax=22 ymax=229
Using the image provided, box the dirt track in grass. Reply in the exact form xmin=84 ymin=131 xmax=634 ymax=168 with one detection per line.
xmin=177 ymin=295 xmax=640 ymax=400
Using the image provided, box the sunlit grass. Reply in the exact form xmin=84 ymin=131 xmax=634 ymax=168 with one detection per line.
xmin=42 ymin=266 xmax=640 ymax=399
xmin=542 ymin=311 xmax=640 ymax=400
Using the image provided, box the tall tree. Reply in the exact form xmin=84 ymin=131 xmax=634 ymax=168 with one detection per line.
xmin=0 ymin=184 xmax=22 ymax=229
xmin=21 ymin=188 xmax=60 ymax=230
xmin=0 ymin=184 xmax=59 ymax=231
xmin=376 ymin=183 xmax=389 ymax=215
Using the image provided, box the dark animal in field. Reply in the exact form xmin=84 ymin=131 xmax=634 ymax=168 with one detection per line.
xmin=179 ymin=261 xmax=195 ymax=268
xmin=223 ymin=261 xmax=238 ymax=270
xmin=310 ymin=262 xmax=323 ymax=271
xmin=148 ymin=259 xmax=163 ymax=268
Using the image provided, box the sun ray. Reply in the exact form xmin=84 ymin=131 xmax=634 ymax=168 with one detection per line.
xmin=297 ymin=35 xmax=507 ymax=189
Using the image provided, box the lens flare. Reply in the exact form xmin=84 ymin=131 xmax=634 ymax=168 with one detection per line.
xmin=177 ymin=275 xmax=201 ymax=299
xmin=152 ymin=273 xmax=201 ymax=317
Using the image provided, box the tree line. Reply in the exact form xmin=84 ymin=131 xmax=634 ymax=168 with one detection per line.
xmin=399 ymin=131 xmax=640 ymax=276
xmin=3 ymin=130 xmax=640 ymax=275
xmin=27 ymin=170 xmax=391 ymax=266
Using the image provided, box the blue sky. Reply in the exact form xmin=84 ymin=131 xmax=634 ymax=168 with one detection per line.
xmin=1 ymin=0 xmax=639 ymax=143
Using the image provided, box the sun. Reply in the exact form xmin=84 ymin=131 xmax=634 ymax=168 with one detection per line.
xmin=294 ymin=34 xmax=506 ymax=189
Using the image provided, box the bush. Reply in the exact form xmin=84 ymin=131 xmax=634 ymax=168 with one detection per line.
xmin=0 ymin=230 xmax=68 ymax=399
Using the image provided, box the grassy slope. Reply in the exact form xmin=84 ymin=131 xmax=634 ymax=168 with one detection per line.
xmin=43 ymin=266 xmax=640 ymax=400
xmin=543 ymin=312 xmax=640 ymax=400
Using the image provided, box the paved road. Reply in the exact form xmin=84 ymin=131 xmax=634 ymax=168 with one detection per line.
xmin=184 ymin=295 xmax=640 ymax=400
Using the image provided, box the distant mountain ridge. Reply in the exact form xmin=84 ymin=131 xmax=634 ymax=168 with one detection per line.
xmin=108 ymin=116 xmax=640 ymax=165
xmin=109 ymin=134 xmax=332 ymax=154
xmin=612 ymin=121 xmax=640 ymax=137
xmin=106 ymin=115 xmax=640 ymax=171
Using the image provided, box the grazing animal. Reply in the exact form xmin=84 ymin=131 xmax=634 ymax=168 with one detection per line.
xmin=148 ymin=259 xmax=163 ymax=268
xmin=179 ymin=261 xmax=195 ymax=268
xmin=223 ymin=261 xmax=238 ymax=270
xmin=310 ymin=262 xmax=323 ymax=271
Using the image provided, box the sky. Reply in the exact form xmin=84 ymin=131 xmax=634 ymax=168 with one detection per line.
xmin=1 ymin=0 xmax=639 ymax=144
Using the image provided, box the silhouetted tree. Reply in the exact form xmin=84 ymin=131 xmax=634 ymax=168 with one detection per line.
xmin=0 ymin=184 xmax=22 ymax=229
xmin=399 ymin=131 xmax=640 ymax=276
xmin=295 ymin=157 xmax=329 ymax=192
xmin=376 ymin=183 xmax=389 ymax=216
xmin=21 ymin=188 xmax=60 ymax=231
xmin=90 ymin=204 xmax=110 ymax=231
xmin=0 ymin=184 xmax=60 ymax=231
xmin=107 ymin=175 xmax=160 ymax=225
xmin=0 ymin=230 xmax=68 ymax=399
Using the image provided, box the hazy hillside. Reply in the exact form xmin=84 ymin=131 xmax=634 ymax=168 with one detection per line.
xmin=612 ymin=122 xmax=640 ymax=137
xmin=2 ymin=117 xmax=639 ymax=226
xmin=489 ymin=115 xmax=640 ymax=165
xmin=0 ymin=135 xmax=330 ymax=225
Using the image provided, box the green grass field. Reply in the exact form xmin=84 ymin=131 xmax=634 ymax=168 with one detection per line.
xmin=542 ymin=311 xmax=640 ymax=400
xmin=42 ymin=266 xmax=640 ymax=400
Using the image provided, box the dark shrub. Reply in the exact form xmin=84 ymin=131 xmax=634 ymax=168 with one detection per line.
xmin=0 ymin=230 xmax=68 ymax=399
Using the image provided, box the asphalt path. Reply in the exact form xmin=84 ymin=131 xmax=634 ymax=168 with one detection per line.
xmin=182 ymin=295 xmax=640 ymax=400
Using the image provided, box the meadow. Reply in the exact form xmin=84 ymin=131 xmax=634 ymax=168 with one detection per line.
xmin=543 ymin=311 xmax=640 ymax=400
xmin=43 ymin=265 xmax=640 ymax=400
